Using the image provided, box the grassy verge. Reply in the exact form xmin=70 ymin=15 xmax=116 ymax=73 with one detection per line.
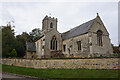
xmin=2 ymin=64 xmax=118 ymax=78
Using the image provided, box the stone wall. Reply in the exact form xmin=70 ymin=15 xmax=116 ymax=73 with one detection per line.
xmin=62 ymin=34 xmax=89 ymax=58
xmin=2 ymin=58 xmax=119 ymax=69
xmin=88 ymin=16 xmax=113 ymax=57
xmin=45 ymin=29 xmax=62 ymax=57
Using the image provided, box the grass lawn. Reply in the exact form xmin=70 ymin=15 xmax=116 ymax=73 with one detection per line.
xmin=2 ymin=64 xmax=119 ymax=78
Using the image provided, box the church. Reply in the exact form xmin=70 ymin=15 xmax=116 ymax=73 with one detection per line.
xmin=26 ymin=13 xmax=113 ymax=58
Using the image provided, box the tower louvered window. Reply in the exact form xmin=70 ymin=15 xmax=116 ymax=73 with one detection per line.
xmin=50 ymin=22 xmax=53 ymax=28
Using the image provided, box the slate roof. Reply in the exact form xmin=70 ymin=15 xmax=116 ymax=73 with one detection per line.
xmin=62 ymin=19 xmax=95 ymax=40
xmin=26 ymin=42 xmax=36 ymax=52
xmin=35 ymin=34 xmax=44 ymax=42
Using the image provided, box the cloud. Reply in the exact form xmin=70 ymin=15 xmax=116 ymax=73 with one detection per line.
xmin=1 ymin=2 xmax=118 ymax=45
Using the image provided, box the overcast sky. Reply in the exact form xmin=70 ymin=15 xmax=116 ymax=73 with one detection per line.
xmin=0 ymin=1 xmax=118 ymax=46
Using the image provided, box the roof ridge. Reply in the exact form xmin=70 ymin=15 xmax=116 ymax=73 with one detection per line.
xmin=62 ymin=18 xmax=95 ymax=40
xmin=62 ymin=18 xmax=95 ymax=34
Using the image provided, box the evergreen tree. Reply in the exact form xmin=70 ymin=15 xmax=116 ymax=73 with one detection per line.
xmin=10 ymin=49 xmax=17 ymax=57
xmin=2 ymin=25 xmax=17 ymax=57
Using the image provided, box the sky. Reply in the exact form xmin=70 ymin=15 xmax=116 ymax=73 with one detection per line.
xmin=0 ymin=0 xmax=119 ymax=46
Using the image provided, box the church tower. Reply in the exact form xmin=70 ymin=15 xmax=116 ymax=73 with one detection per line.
xmin=42 ymin=15 xmax=58 ymax=34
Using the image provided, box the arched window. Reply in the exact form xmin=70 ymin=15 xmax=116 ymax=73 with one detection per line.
xmin=50 ymin=36 xmax=57 ymax=50
xmin=97 ymin=30 xmax=103 ymax=46
xmin=77 ymin=41 xmax=81 ymax=50
xmin=50 ymin=22 xmax=53 ymax=28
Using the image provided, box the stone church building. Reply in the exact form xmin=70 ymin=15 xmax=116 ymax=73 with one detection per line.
xmin=26 ymin=13 xmax=113 ymax=58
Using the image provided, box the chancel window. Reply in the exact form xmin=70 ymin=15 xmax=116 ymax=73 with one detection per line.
xmin=50 ymin=36 xmax=57 ymax=50
xmin=97 ymin=30 xmax=103 ymax=46
xmin=50 ymin=22 xmax=53 ymax=28
xmin=63 ymin=45 xmax=66 ymax=52
xmin=77 ymin=41 xmax=81 ymax=51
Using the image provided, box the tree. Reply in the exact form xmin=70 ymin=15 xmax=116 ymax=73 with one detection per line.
xmin=29 ymin=28 xmax=42 ymax=42
xmin=16 ymin=32 xmax=30 ymax=57
xmin=2 ymin=25 xmax=17 ymax=57
xmin=2 ymin=25 xmax=42 ymax=58
xmin=10 ymin=49 xmax=17 ymax=57
xmin=15 ymin=28 xmax=42 ymax=57
xmin=113 ymin=45 xmax=120 ymax=53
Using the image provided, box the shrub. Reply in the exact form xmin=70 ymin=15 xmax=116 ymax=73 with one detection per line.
xmin=10 ymin=49 xmax=17 ymax=58
xmin=100 ymin=55 xmax=103 ymax=58
xmin=113 ymin=53 xmax=119 ymax=57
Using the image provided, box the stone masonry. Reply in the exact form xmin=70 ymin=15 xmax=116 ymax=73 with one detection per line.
xmin=33 ymin=14 xmax=113 ymax=58
xmin=2 ymin=58 xmax=119 ymax=69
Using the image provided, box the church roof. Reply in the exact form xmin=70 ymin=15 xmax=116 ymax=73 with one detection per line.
xmin=26 ymin=42 xmax=36 ymax=52
xmin=62 ymin=18 xmax=95 ymax=40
